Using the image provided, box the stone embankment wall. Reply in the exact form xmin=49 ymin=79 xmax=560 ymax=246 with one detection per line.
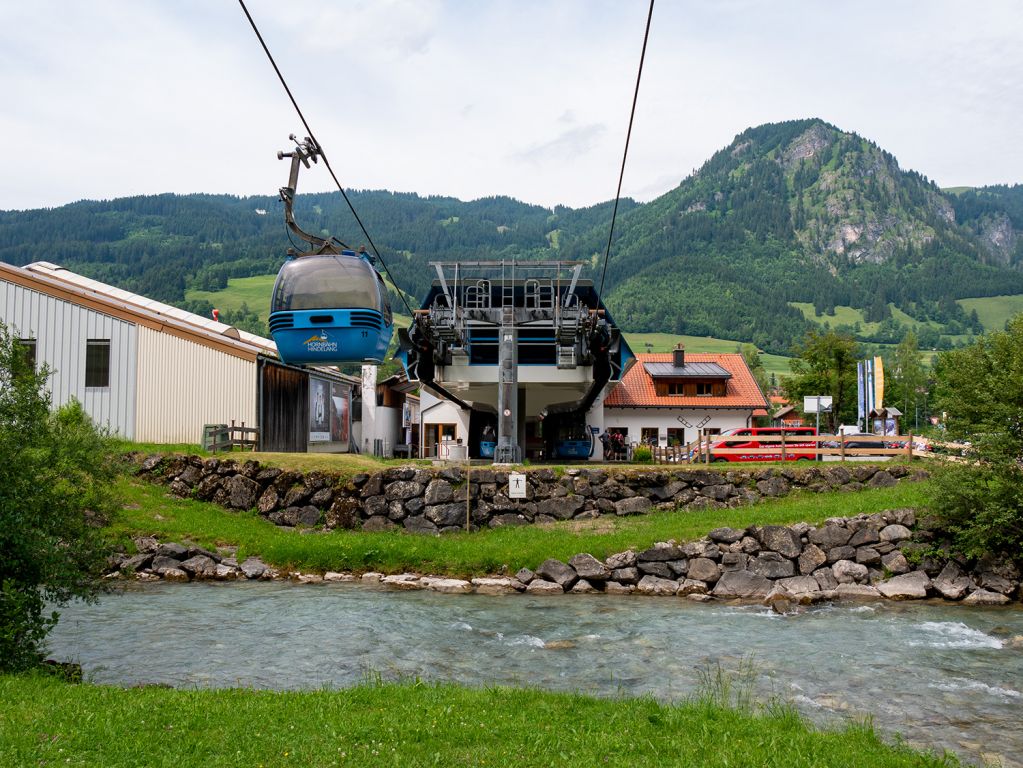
xmin=133 ymin=454 xmax=925 ymax=533
xmin=110 ymin=511 xmax=1021 ymax=607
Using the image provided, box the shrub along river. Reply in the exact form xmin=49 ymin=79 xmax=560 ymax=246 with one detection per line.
xmin=49 ymin=582 xmax=1023 ymax=767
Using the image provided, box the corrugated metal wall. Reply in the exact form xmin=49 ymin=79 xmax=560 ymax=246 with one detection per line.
xmin=135 ymin=325 xmax=257 ymax=444
xmin=1 ymin=280 xmax=137 ymax=437
xmin=260 ymin=360 xmax=308 ymax=452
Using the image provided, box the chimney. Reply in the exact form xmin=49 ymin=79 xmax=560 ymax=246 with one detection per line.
xmin=673 ymin=342 xmax=685 ymax=368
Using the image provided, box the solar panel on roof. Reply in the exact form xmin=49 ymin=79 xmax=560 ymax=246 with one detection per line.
xmin=643 ymin=362 xmax=732 ymax=378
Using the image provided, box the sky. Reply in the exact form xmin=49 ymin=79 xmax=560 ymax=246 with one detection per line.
xmin=1 ymin=0 xmax=1022 ymax=212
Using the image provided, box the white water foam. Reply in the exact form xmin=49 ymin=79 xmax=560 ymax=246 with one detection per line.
xmin=931 ymin=678 xmax=1021 ymax=699
xmin=910 ymin=622 xmax=1003 ymax=650
xmin=506 ymin=635 xmax=546 ymax=648
xmin=450 ymin=621 xmax=473 ymax=632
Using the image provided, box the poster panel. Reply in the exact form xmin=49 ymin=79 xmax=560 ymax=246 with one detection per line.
xmin=309 ymin=377 xmax=330 ymax=442
xmin=330 ymin=381 xmax=351 ymax=445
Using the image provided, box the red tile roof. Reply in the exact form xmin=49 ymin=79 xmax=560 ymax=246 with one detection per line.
xmin=605 ymin=353 xmax=769 ymax=409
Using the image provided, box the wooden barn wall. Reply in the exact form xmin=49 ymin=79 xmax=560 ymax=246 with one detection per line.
xmin=260 ymin=360 xmax=308 ymax=452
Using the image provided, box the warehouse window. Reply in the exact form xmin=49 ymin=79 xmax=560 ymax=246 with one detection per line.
xmin=85 ymin=340 xmax=110 ymax=388
xmin=17 ymin=339 xmax=36 ymax=371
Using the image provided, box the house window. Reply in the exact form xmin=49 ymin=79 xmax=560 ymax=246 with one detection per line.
xmin=85 ymin=340 xmax=110 ymax=388
xmin=695 ymin=382 xmax=713 ymax=396
xmin=667 ymin=382 xmax=685 ymax=395
xmin=17 ymin=339 xmax=36 ymax=371
xmin=666 ymin=427 xmax=685 ymax=446
xmin=640 ymin=427 xmax=659 ymax=446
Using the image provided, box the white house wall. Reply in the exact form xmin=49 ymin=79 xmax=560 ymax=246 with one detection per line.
xmin=135 ymin=325 xmax=256 ymax=444
xmin=420 ymin=390 xmax=471 ymax=457
xmin=2 ymin=279 xmax=137 ymax=437
xmin=604 ymin=408 xmax=752 ymax=446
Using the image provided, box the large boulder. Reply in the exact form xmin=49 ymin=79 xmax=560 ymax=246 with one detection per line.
xmin=226 ymin=475 xmax=261 ymax=510
xmin=751 ymin=552 xmax=795 ymax=580
xmin=526 ymin=580 xmax=564 ymax=595
xmin=881 ymin=551 xmax=911 ymax=575
xmin=876 ymin=571 xmax=931 ymax=600
xmin=637 ymin=545 xmax=685 ymax=563
xmin=962 ymin=589 xmax=1011 ymax=606
xmin=809 ymin=524 xmax=852 ymax=550
xmin=569 ymin=553 xmax=611 ymax=581
xmin=424 ymin=479 xmax=454 ymax=505
xmin=385 ymin=480 xmax=424 ymax=501
xmin=536 ymin=559 xmax=578 ymax=589
xmin=832 ymin=559 xmax=869 ymax=584
xmin=537 ymin=496 xmax=585 ymax=520
xmin=835 ymin=583 xmax=882 ymax=600
xmin=473 ymin=577 xmax=523 ymax=595
xmin=798 ymin=544 xmax=827 ymax=575
xmin=687 ymin=558 xmax=721 ymax=584
xmin=636 ymin=575 xmax=679 ymax=596
xmin=776 ymin=575 xmax=819 ymax=596
xmin=933 ymin=561 xmax=972 ymax=601
xmin=425 ymin=503 xmax=465 ymax=528
xmin=879 ymin=524 xmax=913 ymax=543
xmin=708 ymin=527 xmax=745 ymax=544
xmin=178 ymin=555 xmax=217 ymax=579
xmin=606 ymin=550 xmax=638 ymax=570
xmin=975 ymin=555 xmax=1021 ymax=596
xmin=757 ymin=526 xmax=802 ymax=558
xmin=614 ymin=496 xmax=653 ymax=516
xmin=711 ymin=570 xmax=773 ymax=599
xmin=239 ymin=557 xmax=268 ymax=579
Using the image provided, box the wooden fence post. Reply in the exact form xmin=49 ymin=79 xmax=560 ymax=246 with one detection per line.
xmin=840 ymin=433 xmax=846 ymax=462
xmin=780 ymin=431 xmax=787 ymax=462
xmin=907 ymin=433 xmax=913 ymax=460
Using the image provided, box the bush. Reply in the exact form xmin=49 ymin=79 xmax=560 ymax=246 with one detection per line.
xmin=0 ymin=324 xmax=119 ymax=672
xmin=632 ymin=446 xmax=653 ymax=463
xmin=929 ymin=316 xmax=1023 ymax=557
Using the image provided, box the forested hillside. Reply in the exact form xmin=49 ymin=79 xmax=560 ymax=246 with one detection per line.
xmin=2 ymin=119 xmax=1021 ymax=355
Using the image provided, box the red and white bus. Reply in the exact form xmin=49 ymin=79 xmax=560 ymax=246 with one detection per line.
xmin=708 ymin=426 xmax=817 ymax=462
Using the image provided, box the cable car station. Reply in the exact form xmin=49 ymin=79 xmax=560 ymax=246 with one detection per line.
xmin=398 ymin=260 xmax=634 ymax=462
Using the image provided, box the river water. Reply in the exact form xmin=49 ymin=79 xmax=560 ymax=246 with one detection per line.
xmin=48 ymin=582 xmax=1023 ymax=767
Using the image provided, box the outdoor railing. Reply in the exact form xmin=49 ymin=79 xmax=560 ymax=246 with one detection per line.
xmin=649 ymin=433 xmax=970 ymax=464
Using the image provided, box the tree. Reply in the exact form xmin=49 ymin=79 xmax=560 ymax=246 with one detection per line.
xmin=783 ymin=329 xmax=859 ymax=432
xmin=0 ymin=323 xmax=118 ymax=672
xmin=929 ymin=316 xmax=1023 ymax=556
xmin=739 ymin=343 xmax=771 ymax=398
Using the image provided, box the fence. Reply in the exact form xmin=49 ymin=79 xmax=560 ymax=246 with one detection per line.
xmin=203 ymin=420 xmax=259 ymax=453
xmin=650 ymin=432 xmax=969 ymax=465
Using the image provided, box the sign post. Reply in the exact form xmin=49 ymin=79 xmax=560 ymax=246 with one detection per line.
xmin=804 ymin=396 xmax=833 ymax=461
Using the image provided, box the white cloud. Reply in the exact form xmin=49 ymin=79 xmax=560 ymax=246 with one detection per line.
xmin=1 ymin=0 xmax=1022 ymax=211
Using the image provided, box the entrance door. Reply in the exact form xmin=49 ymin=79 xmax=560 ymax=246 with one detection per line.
xmin=424 ymin=423 xmax=456 ymax=457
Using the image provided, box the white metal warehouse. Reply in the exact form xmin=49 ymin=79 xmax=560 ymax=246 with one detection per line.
xmin=1 ymin=261 xmax=268 ymax=443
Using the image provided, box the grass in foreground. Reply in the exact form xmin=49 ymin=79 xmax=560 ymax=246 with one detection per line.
xmin=109 ymin=476 xmax=931 ymax=577
xmin=0 ymin=674 xmax=957 ymax=768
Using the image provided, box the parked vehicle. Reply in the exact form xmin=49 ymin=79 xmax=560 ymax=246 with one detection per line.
xmin=708 ymin=427 xmax=817 ymax=462
xmin=821 ymin=433 xmax=885 ymax=449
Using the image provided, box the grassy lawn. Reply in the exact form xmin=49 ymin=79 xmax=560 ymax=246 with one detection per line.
xmin=109 ymin=475 xmax=930 ymax=577
xmin=0 ymin=675 xmax=957 ymax=768
xmin=956 ymin=294 xmax=1023 ymax=332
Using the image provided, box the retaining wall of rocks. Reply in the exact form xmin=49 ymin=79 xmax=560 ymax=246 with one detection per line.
xmin=133 ymin=454 xmax=926 ymax=534
xmin=110 ymin=511 xmax=1021 ymax=607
